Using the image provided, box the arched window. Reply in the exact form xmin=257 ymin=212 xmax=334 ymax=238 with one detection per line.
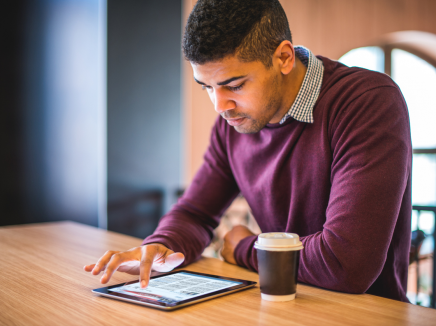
xmin=339 ymin=31 xmax=436 ymax=307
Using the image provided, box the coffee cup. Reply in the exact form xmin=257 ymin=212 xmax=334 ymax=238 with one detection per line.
xmin=254 ymin=233 xmax=303 ymax=302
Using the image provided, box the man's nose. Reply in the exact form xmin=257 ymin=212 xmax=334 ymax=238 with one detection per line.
xmin=213 ymin=89 xmax=235 ymax=114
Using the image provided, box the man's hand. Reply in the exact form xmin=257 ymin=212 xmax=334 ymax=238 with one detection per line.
xmin=83 ymin=244 xmax=184 ymax=288
xmin=221 ymin=225 xmax=255 ymax=265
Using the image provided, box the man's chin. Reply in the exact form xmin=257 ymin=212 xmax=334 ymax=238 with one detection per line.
xmin=233 ymin=121 xmax=264 ymax=134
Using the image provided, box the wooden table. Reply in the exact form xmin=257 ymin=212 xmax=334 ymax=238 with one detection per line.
xmin=1 ymin=222 xmax=435 ymax=325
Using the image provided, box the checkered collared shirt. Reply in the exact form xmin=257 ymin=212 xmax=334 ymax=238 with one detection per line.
xmin=280 ymin=46 xmax=324 ymax=124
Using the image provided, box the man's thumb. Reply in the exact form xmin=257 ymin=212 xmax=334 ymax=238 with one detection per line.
xmin=165 ymin=252 xmax=185 ymax=269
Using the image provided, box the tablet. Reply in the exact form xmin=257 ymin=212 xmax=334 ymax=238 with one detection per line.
xmin=92 ymin=270 xmax=257 ymax=310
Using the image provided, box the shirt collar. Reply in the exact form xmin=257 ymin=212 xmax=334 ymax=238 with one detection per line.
xmin=279 ymin=46 xmax=324 ymax=124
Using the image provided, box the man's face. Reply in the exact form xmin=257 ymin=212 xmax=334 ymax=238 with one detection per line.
xmin=191 ymin=56 xmax=286 ymax=134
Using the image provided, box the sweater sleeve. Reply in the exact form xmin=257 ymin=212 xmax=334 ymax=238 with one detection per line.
xmin=300 ymin=86 xmax=411 ymax=293
xmin=234 ymin=86 xmax=412 ymax=294
xmin=142 ymin=117 xmax=239 ymax=266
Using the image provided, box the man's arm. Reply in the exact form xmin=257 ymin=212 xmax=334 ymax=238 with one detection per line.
xmin=232 ymin=86 xmax=412 ymax=294
xmin=142 ymin=116 xmax=240 ymax=265
xmin=85 ymin=117 xmax=239 ymax=285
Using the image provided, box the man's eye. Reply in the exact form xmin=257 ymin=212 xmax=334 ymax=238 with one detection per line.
xmin=228 ymin=83 xmax=244 ymax=91
xmin=201 ymin=85 xmax=212 ymax=91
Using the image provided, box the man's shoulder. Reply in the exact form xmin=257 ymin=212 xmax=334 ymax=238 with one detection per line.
xmin=313 ymin=56 xmax=408 ymax=135
xmin=318 ymin=56 xmax=400 ymax=101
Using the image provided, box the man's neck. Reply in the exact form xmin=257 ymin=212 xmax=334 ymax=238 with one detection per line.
xmin=273 ymin=57 xmax=308 ymax=123
xmin=283 ymin=57 xmax=307 ymax=111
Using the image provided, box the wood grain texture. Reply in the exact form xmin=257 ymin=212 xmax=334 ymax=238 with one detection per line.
xmin=1 ymin=222 xmax=435 ymax=326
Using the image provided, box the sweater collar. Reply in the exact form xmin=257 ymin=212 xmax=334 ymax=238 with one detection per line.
xmin=279 ymin=46 xmax=324 ymax=124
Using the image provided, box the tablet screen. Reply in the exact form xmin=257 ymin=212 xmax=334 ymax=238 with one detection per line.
xmin=109 ymin=272 xmax=243 ymax=305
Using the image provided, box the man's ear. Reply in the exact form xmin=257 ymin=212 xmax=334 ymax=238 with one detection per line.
xmin=273 ymin=40 xmax=295 ymax=75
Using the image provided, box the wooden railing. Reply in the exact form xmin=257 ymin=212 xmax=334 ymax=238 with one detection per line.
xmin=412 ymin=205 xmax=436 ymax=308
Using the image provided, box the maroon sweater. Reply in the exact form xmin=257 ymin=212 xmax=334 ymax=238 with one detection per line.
xmin=144 ymin=57 xmax=412 ymax=302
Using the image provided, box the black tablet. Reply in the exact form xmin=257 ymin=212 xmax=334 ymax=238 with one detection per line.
xmin=92 ymin=270 xmax=257 ymax=310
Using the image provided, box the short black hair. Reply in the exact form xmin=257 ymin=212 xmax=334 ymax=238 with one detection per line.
xmin=182 ymin=0 xmax=292 ymax=68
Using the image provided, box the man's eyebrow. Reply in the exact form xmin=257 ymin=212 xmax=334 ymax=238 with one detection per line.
xmin=217 ymin=75 xmax=247 ymax=86
xmin=194 ymin=75 xmax=247 ymax=86
xmin=194 ymin=77 xmax=205 ymax=85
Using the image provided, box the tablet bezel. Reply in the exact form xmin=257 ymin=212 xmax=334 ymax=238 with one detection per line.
xmin=92 ymin=270 xmax=257 ymax=310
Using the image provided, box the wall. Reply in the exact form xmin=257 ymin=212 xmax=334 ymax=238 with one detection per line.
xmin=107 ymin=0 xmax=182 ymax=224
xmin=1 ymin=0 xmax=182 ymax=231
xmin=0 ymin=0 xmax=104 ymax=227
xmin=0 ymin=1 xmax=27 ymax=226
xmin=282 ymin=0 xmax=436 ymax=60
xmin=182 ymin=0 xmax=436 ymax=183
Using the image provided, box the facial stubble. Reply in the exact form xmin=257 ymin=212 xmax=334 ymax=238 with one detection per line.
xmin=233 ymin=74 xmax=282 ymax=134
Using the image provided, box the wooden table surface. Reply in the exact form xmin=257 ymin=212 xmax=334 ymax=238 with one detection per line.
xmin=1 ymin=221 xmax=435 ymax=326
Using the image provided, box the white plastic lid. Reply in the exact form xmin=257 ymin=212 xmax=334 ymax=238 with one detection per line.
xmin=254 ymin=233 xmax=303 ymax=251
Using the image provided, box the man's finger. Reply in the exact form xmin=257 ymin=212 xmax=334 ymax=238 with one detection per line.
xmin=117 ymin=261 xmax=141 ymax=274
xmin=92 ymin=250 xmax=119 ymax=275
xmin=101 ymin=252 xmax=134 ymax=284
xmin=84 ymin=264 xmax=96 ymax=272
xmin=139 ymin=246 xmax=158 ymax=288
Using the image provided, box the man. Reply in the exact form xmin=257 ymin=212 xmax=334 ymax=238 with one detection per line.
xmin=85 ymin=0 xmax=412 ymax=302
